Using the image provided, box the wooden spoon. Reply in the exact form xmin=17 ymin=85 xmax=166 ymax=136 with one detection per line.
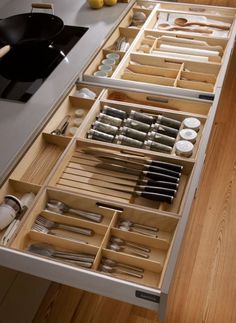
xmin=174 ymin=18 xmax=230 ymax=30
xmin=157 ymin=23 xmax=212 ymax=34
xmin=0 ymin=45 xmax=11 ymax=58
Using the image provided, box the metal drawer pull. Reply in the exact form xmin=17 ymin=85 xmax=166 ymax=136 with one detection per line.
xmin=46 ymin=200 xmax=103 ymax=223
xmin=27 ymin=243 xmax=95 ymax=267
xmin=35 ymin=215 xmax=94 ymax=236
xmin=32 ymin=223 xmax=88 ymax=244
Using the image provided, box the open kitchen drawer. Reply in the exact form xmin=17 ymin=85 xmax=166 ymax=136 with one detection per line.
xmin=0 ymin=75 xmax=222 ymax=319
xmin=0 ymin=1 xmax=235 ymax=320
xmin=82 ymin=0 xmax=236 ymax=99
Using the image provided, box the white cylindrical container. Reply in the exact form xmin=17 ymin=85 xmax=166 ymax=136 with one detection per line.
xmin=98 ymin=64 xmax=113 ymax=76
xmin=179 ymin=128 xmax=198 ymax=143
xmin=183 ymin=117 xmax=201 ymax=132
xmin=175 ymin=140 xmax=194 ymax=157
xmin=106 ymin=53 xmax=120 ymax=64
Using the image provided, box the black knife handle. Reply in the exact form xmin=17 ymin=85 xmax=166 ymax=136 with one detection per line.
xmin=144 ymin=165 xmax=181 ymax=178
xmin=142 ymin=171 xmax=179 ymax=183
xmin=140 ymin=179 xmax=179 ymax=190
xmin=146 ymin=160 xmax=183 ymax=172
xmin=135 ymin=191 xmax=173 ymax=203
xmin=136 ymin=185 xmax=176 ymax=197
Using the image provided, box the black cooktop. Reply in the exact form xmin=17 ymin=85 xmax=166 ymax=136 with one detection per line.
xmin=0 ymin=25 xmax=88 ymax=102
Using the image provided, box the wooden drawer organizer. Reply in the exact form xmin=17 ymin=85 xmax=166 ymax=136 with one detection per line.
xmin=83 ymin=1 xmax=236 ymax=98
xmin=0 ymin=1 xmax=235 ymax=320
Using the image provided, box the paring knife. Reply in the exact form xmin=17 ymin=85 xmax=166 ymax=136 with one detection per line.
xmin=96 ymin=163 xmax=179 ymax=184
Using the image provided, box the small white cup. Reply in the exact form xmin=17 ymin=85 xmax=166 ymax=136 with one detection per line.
xmin=101 ymin=58 xmax=116 ymax=69
xmin=93 ymin=70 xmax=108 ymax=77
xmin=98 ymin=64 xmax=113 ymax=76
xmin=106 ymin=53 xmax=120 ymax=64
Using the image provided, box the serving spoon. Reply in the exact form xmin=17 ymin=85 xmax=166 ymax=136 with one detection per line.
xmin=174 ymin=18 xmax=230 ymax=30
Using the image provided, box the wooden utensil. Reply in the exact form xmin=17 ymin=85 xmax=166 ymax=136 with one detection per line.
xmin=157 ymin=23 xmax=212 ymax=34
xmin=0 ymin=45 xmax=10 ymax=58
xmin=174 ymin=18 xmax=230 ymax=30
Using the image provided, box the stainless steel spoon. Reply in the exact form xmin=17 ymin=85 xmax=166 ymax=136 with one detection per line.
xmin=46 ymin=200 xmax=103 ymax=223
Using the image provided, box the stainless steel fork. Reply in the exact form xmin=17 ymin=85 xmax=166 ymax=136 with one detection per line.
xmin=32 ymin=223 xmax=88 ymax=244
xmin=35 ymin=215 xmax=94 ymax=236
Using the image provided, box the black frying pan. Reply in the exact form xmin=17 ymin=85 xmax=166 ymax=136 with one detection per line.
xmin=0 ymin=3 xmax=64 ymax=47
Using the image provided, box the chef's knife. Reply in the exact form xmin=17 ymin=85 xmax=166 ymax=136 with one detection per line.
xmin=96 ymin=163 xmax=179 ymax=183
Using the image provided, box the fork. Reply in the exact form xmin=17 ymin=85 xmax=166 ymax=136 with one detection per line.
xmin=32 ymin=223 xmax=88 ymax=244
xmin=28 ymin=243 xmax=94 ymax=268
xmin=35 ymin=215 xmax=94 ymax=236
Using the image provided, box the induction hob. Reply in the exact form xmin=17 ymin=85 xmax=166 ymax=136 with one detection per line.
xmin=0 ymin=25 xmax=88 ymax=103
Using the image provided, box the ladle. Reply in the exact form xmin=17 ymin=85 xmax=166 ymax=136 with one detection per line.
xmin=157 ymin=23 xmax=212 ymax=34
xmin=174 ymin=18 xmax=230 ymax=30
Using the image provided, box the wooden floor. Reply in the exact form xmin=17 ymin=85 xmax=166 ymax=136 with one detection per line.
xmin=33 ymin=38 xmax=236 ymax=323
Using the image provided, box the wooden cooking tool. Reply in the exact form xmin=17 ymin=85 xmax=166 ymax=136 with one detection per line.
xmin=0 ymin=45 xmax=11 ymax=58
xmin=157 ymin=23 xmax=212 ymax=34
xmin=174 ymin=18 xmax=230 ymax=30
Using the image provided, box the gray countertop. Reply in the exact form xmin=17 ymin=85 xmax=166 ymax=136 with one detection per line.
xmin=0 ymin=0 xmax=133 ymax=185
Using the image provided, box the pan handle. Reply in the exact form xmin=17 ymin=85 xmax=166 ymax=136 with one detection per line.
xmin=0 ymin=45 xmax=11 ymax=59
xmin=31 ymin=3 xmax=54 ymax=14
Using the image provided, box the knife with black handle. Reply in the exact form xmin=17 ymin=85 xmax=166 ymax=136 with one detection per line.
xmin=140 ymin=179 xmax=179 ymax=190
xmin=146 ymin=160 xmax=183 ymax=172
xmin=136 ymin=185 xmax=176 ymax=197
xmin=135 ymin=191 xmax=173 ymax=203
xmin=142 ymin=171 xmax=179 ymax=183
xmin=143 ymin=164 xmax=181 ymax=178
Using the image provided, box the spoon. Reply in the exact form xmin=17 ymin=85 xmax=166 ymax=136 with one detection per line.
xmin=108 ymin=243 xmax=150 ymax=258
xmin=46 ymin=200 xmax=103 ymax=223
xmin=157 ymin=23 xmax=212 ymax=34
xmin=110 ymin=237 xmax=151 ymax=253
xmin=174 ymin=18 xmax=230 ymax=30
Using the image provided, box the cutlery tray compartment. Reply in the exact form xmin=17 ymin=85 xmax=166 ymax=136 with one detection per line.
xmin=115 ymin=53 xmax=220 ymax=93
xmin=10 ymin=186 xmax=178 ymax=290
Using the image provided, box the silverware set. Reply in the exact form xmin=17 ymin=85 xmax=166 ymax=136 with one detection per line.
xmin=27 ymin=243 xmax=95 ymax=268
xmin=100 ymin=257 xmax=143 ymax=278
xmin=108 ymin=236 xmax=150 ymax=258
xmin=117 ymin=219 xmax=159 ymax=238
xmin=46 ymin=200 xmax=103 ymax=223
